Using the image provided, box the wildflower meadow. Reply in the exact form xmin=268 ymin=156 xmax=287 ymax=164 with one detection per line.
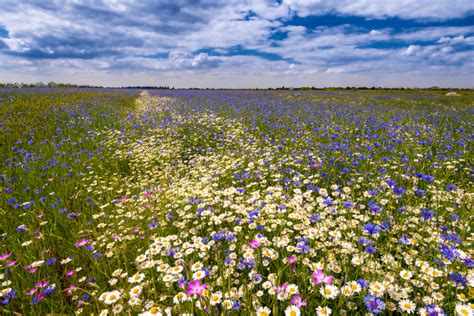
xmin=0 ymin=88 xmax=472 ymax=315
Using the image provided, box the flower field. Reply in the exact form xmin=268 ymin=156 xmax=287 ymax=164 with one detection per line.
xmin=0 ymin=89 xmax=472 ymax=315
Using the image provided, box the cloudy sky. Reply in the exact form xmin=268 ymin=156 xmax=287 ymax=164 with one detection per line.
xmin=0 ymin=0 xmax=473 ymax=88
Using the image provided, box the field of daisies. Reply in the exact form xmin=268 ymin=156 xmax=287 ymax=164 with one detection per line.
xmin=0 ymin=88 xmax=472 ymax=316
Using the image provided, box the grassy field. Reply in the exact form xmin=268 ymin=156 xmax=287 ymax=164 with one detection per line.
xmin=0 ymin=89 xmax=472 ymax=315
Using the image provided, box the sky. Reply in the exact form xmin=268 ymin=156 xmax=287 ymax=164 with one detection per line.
xmin=0 ymin=0 xmax=473 ymax=88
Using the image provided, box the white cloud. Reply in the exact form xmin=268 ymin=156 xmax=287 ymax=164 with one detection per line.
xmin=395 ymin=26 xmax=474 ymax=41
xmin=438 ymin=35 xmax=474 ymax=45
xmin=403 ymin=45 xmax=421 ymax=56
xmin=283 ymin=0 xmax=474 ymax=20
xmin=0 ymin=1 xmax=472 ymax=87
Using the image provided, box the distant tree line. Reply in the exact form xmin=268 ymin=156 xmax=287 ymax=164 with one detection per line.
xmin=269 ymin=86 xmax=472 ymax=91
xmin=0 ymin=82 xmax=470 ymax=91
xmin=0 ymin=82 xmax=174 ymax=89
xmin=0 ymin=82 xmax=103 ymax=88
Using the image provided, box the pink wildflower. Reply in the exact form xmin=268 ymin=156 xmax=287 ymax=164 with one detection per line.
xmin=0 ymin=253 xmax=12 ymax=261
xmin=287 ymin=255 xmax=297 ymax=264
xmin=312 ymin=269 xmax=334 ymax=285
xmin=290 ymin=295 xmax=307 ymax=308
xmin=248 ymin=239 xmax=262 ymax=249
xmin=74 ymin=238 xmax=89 ymax=247
xmin=186 ymin=279 xmax=208 ymax=296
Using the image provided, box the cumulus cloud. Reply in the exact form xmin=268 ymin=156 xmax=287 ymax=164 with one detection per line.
xmin=283 ymin=0 xmax=474 ymax=20
xmin=0 ymin=0 xmax=473 ymax=87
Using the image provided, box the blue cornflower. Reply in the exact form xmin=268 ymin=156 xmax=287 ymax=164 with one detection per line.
xmin=310 ymin=213 xmax=321 ymax=222
xmin=44 ymin=285 xmax=56 ymax=295
xmin=236 ymin=187 xmax=246 ymax=193
xmin=363 ymin=223 xmax=381 ymax=235
xmin=439 ymin=244 xmax=457 ymax=261
xmin=232 ymin=300 xmax=241 ymax=310
xmin=323 ymin=199 xmax=333 ymax=206
xmin=22 ymin=201 xmax=34 ymax=209
xmin=450 ymin=214 xmax=459 ymax=221
xmin=441 ymin=233 xmax=461 ymax=244
xmin=421 ymin=174 xmax=435 ymax=182
xmin=461 ymin=258 xmax=474 ymax=268
xmin=248 ymin=209 xmax=260 ymax=223
xmin=16 ymin=225 xmax=27 ymax=232
xmin=393 ymin=186 xmax=405 ymax=195
xmin=45 ymin=258 xmax=57 ymax=265
xmin=449 ymin=272 xmax=467 ymax=286
xmin=7 ymin=289 xmax=16 ymax=299
xmin=445 ymin=184 xmax=457 ymax=191
xmin=364 ymin=295 xmax=385 ymax=314
xmin=365 ymin=245 xmax=376 ymax=254
xmin=424 ymin=304 xmax=446 ymax=316
xmin=357 ymin=279 xmax=368 ymax=288
xmin=415 ymin=189 xmax=426 ymax=197
xmin=368 ymin=201 xmax=382 ymax=213
xmin=297 ymin=244 xmax=310 ymax=254
xmin=421 ymin=209 xmax=434 ymax=220
xmin=253 ymin=274 xmax=262 ymax=283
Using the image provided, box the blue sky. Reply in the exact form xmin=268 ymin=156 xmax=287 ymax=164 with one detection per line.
xmin=0 ymin=1 xmax=473 ymax=88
